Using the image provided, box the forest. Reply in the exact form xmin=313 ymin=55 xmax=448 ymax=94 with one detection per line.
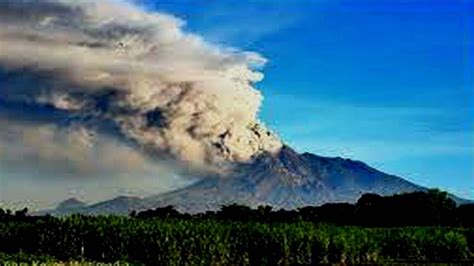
xmin=0 ymin=190 xmax=473 ymax=264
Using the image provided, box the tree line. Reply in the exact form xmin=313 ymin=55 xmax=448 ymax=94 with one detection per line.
xmin=132 ymin=189 xmax=474 ymax=227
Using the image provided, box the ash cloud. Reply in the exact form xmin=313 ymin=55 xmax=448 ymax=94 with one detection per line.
xmin=0 ymin=0 xmax=282 ymax=175
xmin=0 ymin=116 xmax=177 ymax=179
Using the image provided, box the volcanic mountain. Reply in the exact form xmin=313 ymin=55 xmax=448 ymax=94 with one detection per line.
xmin=46 ymin=145 xmax=467 ymax=216
xmin=55 ymin=198 xmax=87 ymax=211
xmin=140 ymin=146 xmax=426 ymax=213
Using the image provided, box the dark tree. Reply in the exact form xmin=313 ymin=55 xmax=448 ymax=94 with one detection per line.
xmin=457 ymin=204 xmax=474 ymax=227
xmin=217 ymin=204 xmax=254 ymax=221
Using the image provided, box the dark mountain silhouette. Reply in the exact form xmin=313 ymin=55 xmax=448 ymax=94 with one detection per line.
xmin=56 ymin=197 xmax=86 ymax=211
xmin=41 ymin=196 xmax=143 ymax=216
xmin=47 ymin=146 xmax=469 ymax=215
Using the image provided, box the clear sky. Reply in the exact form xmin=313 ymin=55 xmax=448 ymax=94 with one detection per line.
xmin=140 ymin=0 xmax=474 ymax=199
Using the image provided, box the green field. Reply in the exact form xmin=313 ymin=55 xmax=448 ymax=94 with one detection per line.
xmin=1 ymin=216 xmax=473 ymax=265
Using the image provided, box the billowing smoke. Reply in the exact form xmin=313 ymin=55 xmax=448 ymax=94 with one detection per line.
xmin=0 ymin=0 xmax=282 ymax=175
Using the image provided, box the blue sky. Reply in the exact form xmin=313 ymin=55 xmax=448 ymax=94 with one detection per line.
xmin=140 ymin=0 xmax=474 ymax=199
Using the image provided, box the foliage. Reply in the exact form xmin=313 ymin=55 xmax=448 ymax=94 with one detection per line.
xmin=133 ymin=190 xmax=472 ymax=227
xmin=1 ymin=190 xmax=473 ymax=264
xmin=0 ymin=216 xmax=473 ymax=264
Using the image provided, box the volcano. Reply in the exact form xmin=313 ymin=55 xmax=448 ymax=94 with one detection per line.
xmin=140 ymin=146 xmax=425 ymax=213
xmin=47 ymin=146 xmax=467 ymax=216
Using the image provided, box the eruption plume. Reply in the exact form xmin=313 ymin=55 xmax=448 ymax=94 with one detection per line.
xmin=0 ymin=0 xmax=282 ymax=174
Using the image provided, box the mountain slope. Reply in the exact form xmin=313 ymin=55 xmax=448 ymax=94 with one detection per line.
xmin=37 ymin=196 xmax=144 ymax=216
xmin=47 ymin=146 xmax=468 ymax=215
xmin=141 ymin=146 xmax=424 ymax=213
xmin=55 ymin=198 xmax=87 ymax=212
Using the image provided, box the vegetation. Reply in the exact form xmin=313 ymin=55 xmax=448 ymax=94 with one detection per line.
xmin=0 ymin=190 xmax=473 ymax=265
xmin=133 ymin=189 xmax=474 ymax=227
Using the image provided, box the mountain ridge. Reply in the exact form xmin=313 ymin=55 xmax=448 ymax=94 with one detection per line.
xmin=44 ymin=146 xmax=470 ymax=215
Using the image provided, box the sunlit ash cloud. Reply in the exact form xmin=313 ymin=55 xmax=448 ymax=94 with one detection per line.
xmin=0 ymin=0 xmax=282 ymax=178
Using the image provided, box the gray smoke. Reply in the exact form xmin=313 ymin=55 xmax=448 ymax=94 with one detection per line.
xmin=0 ymin=0 xmax=282 ymax=175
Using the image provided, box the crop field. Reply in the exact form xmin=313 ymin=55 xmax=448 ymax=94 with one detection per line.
xmin=1 ymin=216 xmax=473 ymax=265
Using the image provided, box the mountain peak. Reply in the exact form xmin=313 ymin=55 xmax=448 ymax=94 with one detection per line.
xmin=137 ymin=149 xmax=426 ymax=213
xmin=56 ymin=197 xmax=86 ymax=211
xmin=246 ymin=145 xmax=310 ymax=177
